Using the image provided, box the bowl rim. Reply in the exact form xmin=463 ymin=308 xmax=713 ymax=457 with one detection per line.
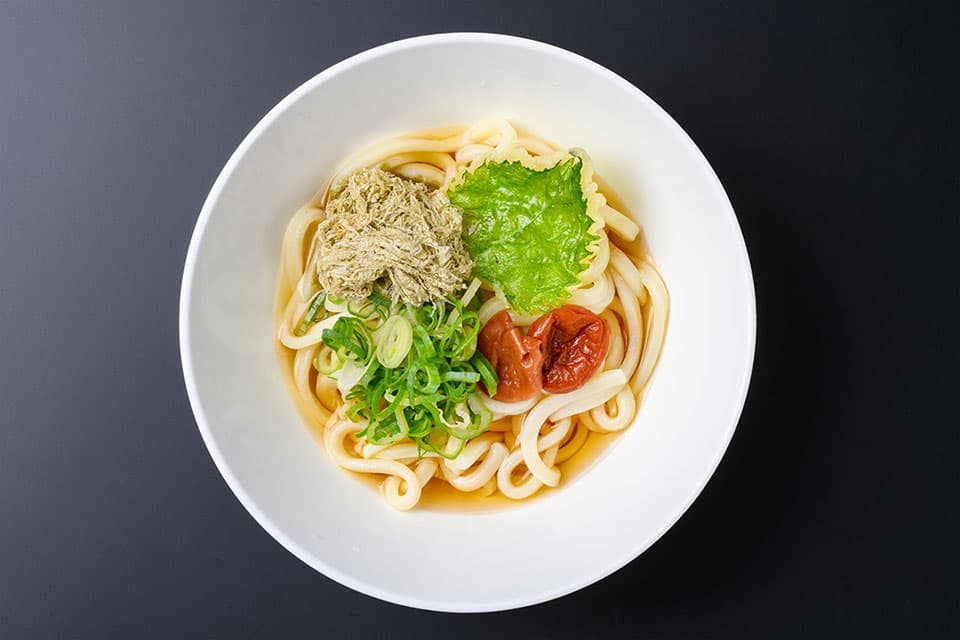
xmin=179 ymin=31 xmax=757 ymax=612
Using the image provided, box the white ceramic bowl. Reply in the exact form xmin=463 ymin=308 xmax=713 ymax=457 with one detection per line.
xmin=179 ymin=33 xmax=755 ymax=612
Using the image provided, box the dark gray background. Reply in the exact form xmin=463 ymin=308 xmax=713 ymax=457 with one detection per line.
xmin=1 ymin=1 xmax=957 ymax=637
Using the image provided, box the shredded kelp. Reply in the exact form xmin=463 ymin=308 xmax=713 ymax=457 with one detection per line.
xmin=316 ymin=168 xmax=473 ymax=305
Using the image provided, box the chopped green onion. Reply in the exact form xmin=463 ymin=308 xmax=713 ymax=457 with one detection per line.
xmin=318 ymin=294 xmax=500 ymax=458
xmin=407 ymin=361 xmax=441 ymax=395
xmin=346 ymin=299 xmax=376 ymax=319
xmin=444 ymin=370 xmax=480 ymax=383
xmin=392 ymin=410 xmax=410 ymax=440
xmin=414 ymin=430 xmax=466 ymax=460
xmin=375 ymin=315 xmax=413 ymax=368
xmin=358 ymin=357 xmax=380 ymax=387
xmin=322 ymin=317 xmax=374 ymax=362
xmin=412 ymin=324 xmax=436 ymax=359
xmin=313 ymin=345 xmax=342 ymax=375
xmin=368 ymin=291 xmax=392 ymax=308
xmin=470 ymin=352 xmax=498 ymax=397
xmin=296 ymin=292 xmax=327 ymax=336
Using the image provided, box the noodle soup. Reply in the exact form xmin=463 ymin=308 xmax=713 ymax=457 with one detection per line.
xmin=275 ymin=119 xmax=668 ymax=510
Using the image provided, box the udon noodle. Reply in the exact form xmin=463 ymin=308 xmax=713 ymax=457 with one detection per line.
xmin=276 ymin=119 xmax=669 ymax=510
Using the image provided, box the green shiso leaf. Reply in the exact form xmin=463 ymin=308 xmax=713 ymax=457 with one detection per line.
xmin=447 ymin=155 xmax=597 ymax=313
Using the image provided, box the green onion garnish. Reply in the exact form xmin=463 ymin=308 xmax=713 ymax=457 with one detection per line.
xmin=317 ymin=292 xmax=499 ymax=451
xmin=296 ymin=292 xmax=327 ymax=336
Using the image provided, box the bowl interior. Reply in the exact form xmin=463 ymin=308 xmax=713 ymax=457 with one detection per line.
xmin=180 ymin=34 xmax=755 ymax=612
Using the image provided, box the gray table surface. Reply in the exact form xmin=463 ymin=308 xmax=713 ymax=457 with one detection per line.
xmin=1 ymin=1 xmax=957 ymax=637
